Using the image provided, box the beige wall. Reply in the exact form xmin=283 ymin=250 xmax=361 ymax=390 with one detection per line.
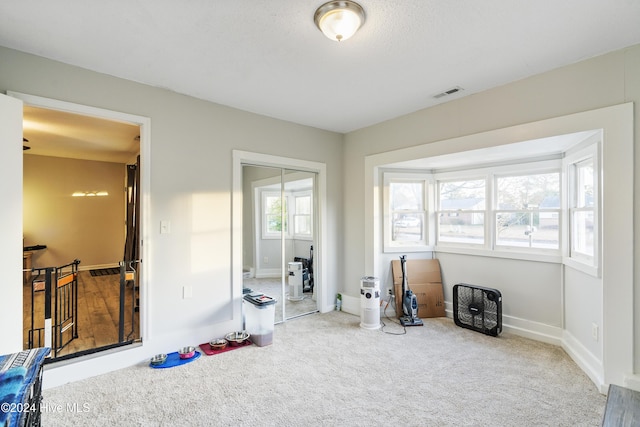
xmin=1 ymin=39 xmax=637 ymax=387
xmin=343 ymin=44 xmax=640 ymax=387
xmin=23 ymin=154 xmax=126 ymax=269
xmin=0 ymin=45 xmax=343 ymax=385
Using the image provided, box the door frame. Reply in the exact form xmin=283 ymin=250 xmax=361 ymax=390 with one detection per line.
xmin=0 ymin=93 xmax=24 ymax=354
xmin=8 ymin=91 xmax=151 ymax=349
xmin=232 ymin=150 xmax=330 ymax=320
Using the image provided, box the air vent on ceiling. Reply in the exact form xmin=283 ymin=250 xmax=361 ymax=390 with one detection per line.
xmin=433 ymin=86 xmax=464 ymax=99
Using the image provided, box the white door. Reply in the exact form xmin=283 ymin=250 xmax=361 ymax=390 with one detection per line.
xmin=0 ymin=93 xmax=25 ymax=354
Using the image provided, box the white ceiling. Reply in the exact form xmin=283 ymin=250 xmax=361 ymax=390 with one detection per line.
xmin=2 ymin=1 xmax=640 ymax=134
xmin=22 ymin=106 xmax=140 ymax=163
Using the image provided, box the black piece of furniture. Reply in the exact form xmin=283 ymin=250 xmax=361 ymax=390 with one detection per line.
xmin=23 ymin=245 xmax=47 ymax=252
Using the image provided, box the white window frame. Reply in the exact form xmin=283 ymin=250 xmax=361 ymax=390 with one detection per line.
xmin=382 ymin=172 xmax=432 ymax=253
xmin=563 ymin=139 xmax=600 ymax=276
xmin=434 ymin=160 xmax=563 ymax=261
xmin=435 ymin=173 xmax=488 ymax=249
xmin=492 ymin=163 xmax=562 ymax=255
xmin=261 ymin=190 xmax=289 ymax=239
xmin=292 ymin=190 xmax=313 ymax=240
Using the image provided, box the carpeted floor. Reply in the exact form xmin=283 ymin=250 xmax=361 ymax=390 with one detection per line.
xmin=41 ymin=310 xmax=606 ymax=426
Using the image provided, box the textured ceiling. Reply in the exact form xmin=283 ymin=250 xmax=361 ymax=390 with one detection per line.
xmin=2 ymin=1 xmax=640 ymax=133
xmin=23 ymin=106 xmax=140 ymax=163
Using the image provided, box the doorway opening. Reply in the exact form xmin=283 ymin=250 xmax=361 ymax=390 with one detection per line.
xmin=12 ymin=91 xmax=150 ymax=362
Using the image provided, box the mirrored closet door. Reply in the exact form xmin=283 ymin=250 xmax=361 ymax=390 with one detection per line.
xmin=242 ymin=165 xmax=318 ymax=323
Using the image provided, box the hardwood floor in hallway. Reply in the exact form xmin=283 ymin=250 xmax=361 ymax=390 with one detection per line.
xmin=23 ymin=270 xmax=140 ymax=358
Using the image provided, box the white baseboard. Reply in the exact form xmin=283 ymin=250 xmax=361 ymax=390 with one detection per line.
xmin=242 ymin=266 xmax=254 ymax=278
xmin=344 ymin=295 xmax=606 ymax=393
xmin=443 ymin=302 xmax=564 ymax=345
xmin=562 ymin=330 xmax=605 ymax=393
xmin=77 ymin=263 xmax=119 ymax=272
xmin=501 ymin=315 xmax=563 ymax=345
xmin=340 ymin=294 xmax=359 ymax=315
xmin=255 ymin=268 xmax=280 ymax=278
xmin=340 ymin=294 xmax=397 ymax=317
xmin=623 ymin=374 xmax=640 ymax=392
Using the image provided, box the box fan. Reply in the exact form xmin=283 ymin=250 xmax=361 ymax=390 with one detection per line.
xmin=453 ymin=283 xmax=502 ymax=337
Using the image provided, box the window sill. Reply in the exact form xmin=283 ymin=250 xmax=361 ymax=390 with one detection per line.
xmin=384 ymin=244 xmax=434 ymax=254
xmin=434 ymin=245 xmax=563 ymax=264
xmin=563 ymin=257 xmax=600 ymax=278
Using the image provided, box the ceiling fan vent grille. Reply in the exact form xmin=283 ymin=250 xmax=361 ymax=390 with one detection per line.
xmin=433 ymin=86 xmax=464 ymax=99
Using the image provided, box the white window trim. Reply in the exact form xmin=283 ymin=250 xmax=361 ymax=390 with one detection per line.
xmin=492 ymin=166 xmax=562 ymax=255
xmin=382 ymin=171 xmax=432 ymax=253
xmin=292 ymin=190 xmax=313 ymax=240
xmin=261 ymin=190 xmax=289 ymax=239
xmin=379 ymin=138 xmax=601 ymax=270
xmin=435 ymin=173 xmax=489 ymax=249
xmin=563 ymin=138 xmax=601 ymax=277
xmin=434 ymin=160 xmax=562 ymax=258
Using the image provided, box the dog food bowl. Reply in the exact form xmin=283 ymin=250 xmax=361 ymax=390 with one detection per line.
xmin=150 ymin=353 xmax=167 ymax=365
xmin=225 ymin=331 xmax=250 ymax=346
xmin=209 ymin=339 xmax=228 ymax=350
xmin=178 ymin=346 xmax=196 ymax=359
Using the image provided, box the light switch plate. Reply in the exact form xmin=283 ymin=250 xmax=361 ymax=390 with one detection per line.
xmin=160 ymin=220 xmax=171 ymax=234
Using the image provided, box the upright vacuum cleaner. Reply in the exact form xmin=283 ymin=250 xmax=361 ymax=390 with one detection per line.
xmin=399 ymin=255 xmax=423 ymax=327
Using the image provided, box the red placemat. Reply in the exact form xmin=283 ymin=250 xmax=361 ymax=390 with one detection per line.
xmin=199 ymin=340 xmax=252 ymax=356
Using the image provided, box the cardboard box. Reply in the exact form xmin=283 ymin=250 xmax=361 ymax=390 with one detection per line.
xmin=391 ymin=259 xmax=445 ymax=318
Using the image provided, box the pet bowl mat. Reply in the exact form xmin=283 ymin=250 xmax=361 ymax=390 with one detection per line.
xmin=149 ymin=350 xmax=201 ymax=369
xmin=199 ymin=339 xmax=252 ymax=356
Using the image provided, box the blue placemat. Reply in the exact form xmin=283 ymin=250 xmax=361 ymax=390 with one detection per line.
xmin=149 ymin=350 xmax=201 ymax=369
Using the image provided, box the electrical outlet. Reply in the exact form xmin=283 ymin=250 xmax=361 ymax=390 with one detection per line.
xmin=592 ymin=323 xmax=598 ymax=341
xmin=263 ymin=256 xmax=269 ymax=264
xmin=387 ymin=288 xmax=393 ymax=296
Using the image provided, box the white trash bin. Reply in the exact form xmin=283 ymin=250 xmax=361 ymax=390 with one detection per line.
xmin=360 ymin=276 xmax=380 ymax=330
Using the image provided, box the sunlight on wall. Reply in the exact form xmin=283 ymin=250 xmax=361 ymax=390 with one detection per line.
xmin=190 ymin=192 xmax=229 ymax=274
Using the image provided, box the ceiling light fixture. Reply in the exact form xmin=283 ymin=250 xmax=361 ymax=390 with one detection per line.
xmin=314 ymin=1 xmax=365 ymax=42
xmin=72 ymin=191 xmax=109 ymax=197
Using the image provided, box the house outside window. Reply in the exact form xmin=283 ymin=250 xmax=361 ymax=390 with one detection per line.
xmin=437 ymin=178 xmax=486 ymax=245
xmin=383 ymin=173 xmax=430 ymax=252
xmin=381 ymin=136 xmax=599 ymax=269
xmin=494 ymin=172 xmax=560 ymax=250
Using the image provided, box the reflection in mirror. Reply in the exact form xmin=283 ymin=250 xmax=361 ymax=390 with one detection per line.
xmin=242 ymin=166 xmax=318 ymax=323
xmin=283 ymin=169 xmax=316 ymax=319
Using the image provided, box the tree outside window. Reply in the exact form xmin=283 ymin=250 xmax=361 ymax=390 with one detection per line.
xmin=495 ymin=172 xmax=560 ymax=249
xmin=437 ymin=179 xmax=485 ymax=244
xmin=264 ymin=194 xmax=287 ymax=235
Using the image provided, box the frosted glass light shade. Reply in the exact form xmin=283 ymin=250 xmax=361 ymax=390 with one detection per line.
xmin=314 ymin=1 xmax=365 ymax=42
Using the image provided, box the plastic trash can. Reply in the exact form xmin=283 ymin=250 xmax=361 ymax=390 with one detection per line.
xmin=243 ymin=293 xmax=277 ymax=346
